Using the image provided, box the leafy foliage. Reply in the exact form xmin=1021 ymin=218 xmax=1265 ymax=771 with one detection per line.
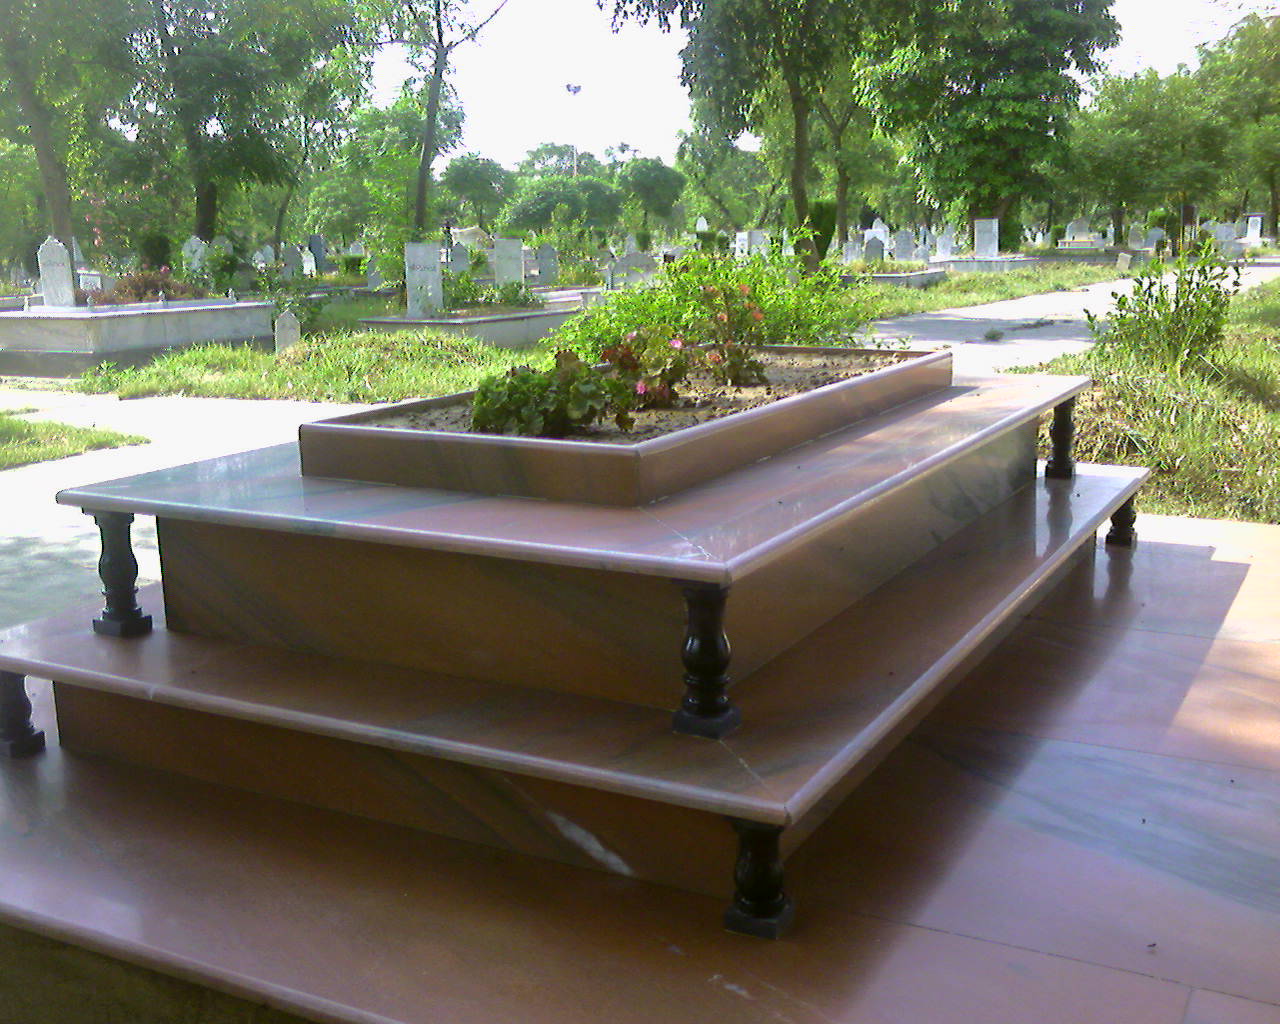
xmin=471 ymin=350 xmax=634 ymax=437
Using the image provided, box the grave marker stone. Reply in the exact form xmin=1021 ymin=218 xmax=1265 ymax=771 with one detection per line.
xmin=71 ymin=237 xmax=88 ymax=270
xmin=974 ymin=218 xmax=1000 ymax=258
xmin=913 ymin=244 xmax=931 ymax=263
xmin=448 ymin=243 xmax=469 ymax=275
xmin=864 ymin=237 xmax=885 ymax=262
xmin=281 ymin=246 xmax=302 ymax=280
xmin=892 ymin=229 xmax=914 ymax=260
xmin=937 ymin=226 xmax=956 ymax=260
xmin=274 ymin=310 xmax=301 ymax=353
xmin=871 ymin=218 xmax=890 ymax=244
xmin=37 ymin=236 xmax=76 ymax=307
xmin=210 ymin=236 xmax=233 ymax=257
xmin=1245 ymin=214 xmax=1264 ymax=242
xmin=181 ymin=236 xmax=208 ymax=273
xmin=308 ymin=234 xmax=334 ymax=273
xmin=842 ymin=238 xmax=863 ymax=263
xmin=1066 ymin=217 xmax=1091 ymax=240
xmin=536 ymin=243 xmax=559 ymax=285
xmin=366 ymin=258 xmax=384 ymax=289
xmin=301 ymin=250 xmax=317 ymax=277
xmin=607 ymin=253 xmax=658 ymax=290
xmin=1128 ymin=226 xmax=1144 ymax=248
xmin=493 ymin=237 xmax=524 ymax=285
xmin=1222 ymin=239 xmax=1246 ymax=258
xmin=404 ymin=242 xmax=443 ymax=317
xmin=1115 ymin=252 xmax=1132 ymax=273
xmin=695 ymin=216 xmax=709 ymax=233
xmin=1143 ymin=228 xmax=1166 ymax=248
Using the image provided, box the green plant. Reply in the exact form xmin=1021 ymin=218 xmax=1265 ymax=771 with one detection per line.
xmin=341 ymin=255 xmax=364 ymax=275
xmin=493 ymin=280 xmax=543 ymax=308
xmin=471 ymin=350 xmax=633 ymax=437
xmin=1088 ymin=244 xmax=1241 ymax=370
xmin=443 ymin=270 xmax=486 ymax=309
xmin=442 ymin=272 xmax=544 ymax=311
xmin=600 ymin=329 xmax=692 ymax=407
xmin=696 ymin=280 xmax=767 ymax=385
xmin=79 ymin=268 xmax=207 ymax=306
xmin=260 ymin=270 xmax=329 ymax=331
xmin=136 ymin=233 xmax=172 ymax=270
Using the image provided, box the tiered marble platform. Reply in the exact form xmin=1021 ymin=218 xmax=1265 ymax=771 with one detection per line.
xmin=0 ymin=364 xmax=1146 ymax=980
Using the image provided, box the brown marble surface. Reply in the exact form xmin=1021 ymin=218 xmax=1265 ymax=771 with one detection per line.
xmin=4 ymin=513 xmax=1280 ymax=1022
xmin=0 ymin=466 xmax=1143 ymax=828
xmin=55 ymin=374 xmax=1086 ymax=583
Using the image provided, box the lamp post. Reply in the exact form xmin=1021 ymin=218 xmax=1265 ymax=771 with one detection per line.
xmin=565 ymin=84 xmax=582 ymax=176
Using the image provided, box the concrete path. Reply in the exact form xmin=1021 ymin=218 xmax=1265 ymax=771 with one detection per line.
xmin=3 ymin=261 xmax=1279 ymax=627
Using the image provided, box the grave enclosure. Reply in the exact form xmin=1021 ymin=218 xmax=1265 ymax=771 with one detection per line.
xmin=0 ymin=343 xmax=1145 ymax=952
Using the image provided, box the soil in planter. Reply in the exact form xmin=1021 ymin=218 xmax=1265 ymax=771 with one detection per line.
xmin=382 ymin=349 xmax=907 ymax=443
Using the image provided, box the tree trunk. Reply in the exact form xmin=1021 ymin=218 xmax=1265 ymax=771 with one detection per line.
xmin=834 ymin=166 xmax=851 ymax=245
xmin=273 ymin=181 xmax=297 ymax=255
xmin=785 ymin=75 xmax=816 ymax=270
xmin=1111 ymin=205 xmax=1123 ymax=246
xmin=194 ymin=180 xmax=218 ymax=242
xmin=0 ymin=34 xmax=76 ymax=254
xmin=413 ymin=46 xmax=450 ymax=237
xmin=1267 ymin=166 xmax=1278 ymax=240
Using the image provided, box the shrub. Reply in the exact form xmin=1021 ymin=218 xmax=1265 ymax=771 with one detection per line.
xmin=1088 ymin=244 xmax=1241 ymax=371
xmin=259 ymin=271 xmax=329 ymax=332
xmin=471 ymin=350 xmax=634 ymax=437
xmin=341 ymin=255 xmax=364 ymax=275
xmin=137 ymin=233 xmax=172 ymax=270
xmin=79 ymin=268 xmax=207 ymax=306
xmin=443 ymin=272 xmax=544 ymax=311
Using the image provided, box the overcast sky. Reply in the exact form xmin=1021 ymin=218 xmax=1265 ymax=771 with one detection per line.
xmin=371 ymin=0 xmax=1279 ymax=169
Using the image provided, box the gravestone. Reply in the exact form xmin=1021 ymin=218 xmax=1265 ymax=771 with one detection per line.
xmin=71 ymin=237 xmax=88 ymax=270
xmin=1104 ymin=224 xmax=1115 ymax=246
xmin=733 ymin=231 xmax=751 ymax=258
xmin=624 ymin=234 xmax=639 ymax=256
xmin=842 ymin=238 xmax=863 ymax=263
xmin=1234 ymin=219 xmax=1246 ymax=237
xmin=366 ymin=258 xmax=384 ymax=289
xmin=210 ymin=236 xmax=233 ymax=257
xmin=1213 ymin=223 xmax=1236 ymax=244
xmin=1115 ymin=252 xmax=1132 ymax=273
xmin=1222 ymin=239 xmax=1246 ymax=258
xmin=347 ymin=240 xmax=366 ymax=257
xmin=37 ymin=236 xmax=76 ymax=307
xmin=695 ymin=216 xmax=709 ymax=233
xmin=404 ymin=242 xmax=443 ymax=317
xmin=181 ymin=236 xmax=209 ymax=274
xmin=1245 ymin=214 xmax=1264 ymax=242
xmin=870 ymin=218 xmax=890 ymax=244
xmin=1143 ymin=228 xmax=1166 ymax=248
xmin=252 ymin=245 xmax=275 ymax=269
xmin=301 ymin=250 xmax=317 ymax=277
xmin=536 ymin=243 xmax=559 ymax=285
xmin=864 ymin=237 xmax=885 ymax=262
xmin=281 ymin=246 xmax=302 ymax=280
xmin=1066 ymin=217 xmax=1091 ymax=240
xmin=937 ymin=227 xmax=956 ymax=261
xmin=493 ymin=237 xmax=524 ymax=285
xmin=913 ymin=244 xmax=931 ymax=263
xmin=607 ymin=253 xmax=658 ymax=290
xmin=974 ymin=218 xmax=1000 ymax=258
xmin=1128 ymin=226 xmax=1144 ymax=248
xmin=308 ymin=235 xmax=334 ymax=273
xmin=274 ymin=310 xmax=301 ymax=354
xmin=1034 ymin=231 xmax=1046 ymax=248
xmin=448 ymin=243 xmax=469 ymax=275
xmin=892 ymin=229 xmax=914 ymax=260
xmin=781 ymin=230 xmax=795 ymax=257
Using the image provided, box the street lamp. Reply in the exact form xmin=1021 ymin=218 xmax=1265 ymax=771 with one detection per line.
xmin=565 ymin=84 xmax=582 ymax=176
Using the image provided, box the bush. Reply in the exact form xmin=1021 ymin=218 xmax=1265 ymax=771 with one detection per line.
xmin=471 ymin=350 xmax=633 ymax=437
xmin=550 ymin=250 xmax=878 ymax=360
xmin=341 ymin=255 xmax=364 ymax=275
xmin=442 ymin=272 xmax=544 ymax=311
xmin=259 ymin=271 xmax=329 ymax=332
xmin=79 ymin=268 xmax=207 ymax=306
xmin=1088 ymin=244 xmax=1241 ymax=371
xmin=136 ymin=233 xmax=172 ymax=270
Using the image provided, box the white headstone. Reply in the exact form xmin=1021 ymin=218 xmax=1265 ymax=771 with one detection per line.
xmin=1213 ymin=223 xmax=1236 ymax=244
xmin=937 ymin=227 xmax=956 ymax=261
xmin=781 ymin=230 xmax=794 ymax=257
xmin=181 ymin=235 xmax=208 ymax=273
xmin=974 ymin=218 xmax=1000 ymax=258
xmin=1034 ymin=231 xmax=1046 ymax=248
xmin=842 ymin=238 xmax=863 ymax=263
xmin=747 ymin=229 xmax=769 ymax=254
xmin=1127 ymin=226 xmax=1144 ymax=248
xmin=281 ymin=246 xmax=302 ymax=280
xmin=536 ymin=243 xmax=559 ymax=285
xmin=493 ymin=237 xmax=524 ymax=286
xmin=733 ymin=231 xmax=750 ymax=259
xmin=1245 ymin=215 xmax=1264 ymax=242
xmin=274 ymin=310 xmax=301 ymax=353
xmin=864 ymin=237 xmax=885 ymax=263
xmin=405 ymin=242 xmax=443 ymax=317
xmin=1104 ymin=224 xmax=1115 ymax=246
xmin=301 ymin=250 xmax=317 ymax=276
xmin=912 ymin=244 xmax=931 ymax=263
xmin=1066 ymin=217 xmax=1091 ymax=240
xmin=695 ymin=216 xmax=709 ymax=233
xmin=347 ymin=240 xmax=367 ymax=257
xmin=624 ymin=234 xmax=639 ymax=256
xmin=871 ymin=218 xmax=890 ymax=244
xmin=892 ymin=229 xmax=914 ymax=260
xmin=37 ymin=237 xmax=76 ymax=307
xmin=1115 ymin=252 xmax=1133 ymax=273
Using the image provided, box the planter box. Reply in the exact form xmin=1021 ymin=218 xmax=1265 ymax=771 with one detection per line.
xmin=299 ymin=347 xmax=953 ymax=506
xmin=359 ymin=307 xmax=578 ymax=349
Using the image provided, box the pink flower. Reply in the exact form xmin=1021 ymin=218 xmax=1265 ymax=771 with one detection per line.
xmin=625 ymin=331 xmax=638 ymax=342
xmin=750 ymin=309 xmax=764 ymax=322
xmin=669 ymin=337 xmax=684 ymax=349
xmin=635 ymin=380 xmax=648 ymax=395
xmin=716 ymin=312 xmax=729 ymax=323
xmin=739 ymin=284 xmax=751 ymax=295
xmin=707 ymin=351 xmax=723 ymax=364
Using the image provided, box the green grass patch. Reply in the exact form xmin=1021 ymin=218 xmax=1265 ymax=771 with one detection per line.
xmin=1018 ymin=278 xmax=1280 ymax=522
xmin=869 ymin=264 xmax=1125 ymax=319
xmin=76 ymin=330 xmax=551 ymax=404
xmin=0 ymin=412 xmax=147 ymax=470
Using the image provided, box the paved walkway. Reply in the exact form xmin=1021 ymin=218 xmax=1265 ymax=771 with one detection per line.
xmin=3 ymin=263 xmax=1279 ymax=626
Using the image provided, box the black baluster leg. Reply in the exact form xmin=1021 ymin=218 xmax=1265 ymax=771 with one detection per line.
xmin=89 ymin=511 xmax=152 ymax=637
xmin=1106 ymin=496 xmax=1138 ymax=547
xmin=723 ymin=819 xmax=794 ymax=939
xmin=671 ymin=583 xmax=740 ymax=739
xmin=1045 ymin=397 xmax=1076 ymax=480
xmin=0 ymin=671 xmax=44 ymax=758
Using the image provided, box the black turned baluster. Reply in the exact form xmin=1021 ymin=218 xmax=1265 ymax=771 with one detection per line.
xmin=1106 ymin=495 xmax=1138 ymax=547
xmin=671 ymin=583 xmax=740 ymax=739
xmin=89 ymin=511 xmax=152 ymax=637
xmin=1045 ymin=397 xmax=1077 ymax=479
xmin=0 ymin=671 xmax=44 ymax=758
xmin=723 ymin=819 xmax=794 ymax=939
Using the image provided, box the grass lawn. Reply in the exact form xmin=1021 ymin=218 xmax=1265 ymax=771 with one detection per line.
xmin=0 ymin=411 xmax=148 ymax=470
xmin=1020 ymin=278 xmax=1280 ymax=523
xmin=868 ymin=263 xmax=1126 ymax=319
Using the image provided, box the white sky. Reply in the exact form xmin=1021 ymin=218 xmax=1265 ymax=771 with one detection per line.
xmin=371 ymin=0 xmax=1279 ymax=170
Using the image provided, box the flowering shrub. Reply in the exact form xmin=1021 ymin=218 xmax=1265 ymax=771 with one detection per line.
xmin=471 ymin=350 xmax=634 ymax=437
xmin=600 ymin=327 xmax=692 ymax=408
xmin=78 ymin=268 xmax=207 ymax=306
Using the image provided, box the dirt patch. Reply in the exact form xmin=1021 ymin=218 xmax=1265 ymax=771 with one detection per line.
xmin=379 ymin=349 xmax=907 ymax=443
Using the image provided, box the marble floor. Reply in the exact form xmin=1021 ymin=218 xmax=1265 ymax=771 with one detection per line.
xmin=2 ymin=513 xmax=1279 ymax=1023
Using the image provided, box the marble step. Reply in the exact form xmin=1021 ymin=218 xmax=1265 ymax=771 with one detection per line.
xmin=1 ymin=465 xmax=1146 ymax=843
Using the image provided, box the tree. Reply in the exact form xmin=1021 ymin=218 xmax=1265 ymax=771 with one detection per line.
xmin=618 ymin=156 xmax=685 ymax=228
xmin=127 ymin=0 xmax=358 ymax=239
xmin=498 ymin=175 xmax=623 ymax=234
xmin=518 ymin=142 xmax=607 ymax=179
xmin=361 ymin=0 xmax=509 ymax=237
xmin=441 ymin=153 xmax=511 ymax=230
xmin=1198 ymin=14 xmax=1280 ymax=235
xmin=0 ymin=0 xmax=136 ymax=252
xmin=606 ymin=0 xmax=940 ymax=269
xmin=860 ymin=0 xmax=1118 ymax=236
xmin=675 ymin=128 xmax=772 ymax=232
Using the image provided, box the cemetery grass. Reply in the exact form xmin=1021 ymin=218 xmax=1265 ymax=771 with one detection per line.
xmin=0 ymin=411 xmax=147 ymax=470
xmin=869 ymin=264 xmax=1124 ymax=319
xmin=75 ymin=330 xmax=552 ymax=404
xmin=1020 ymin=279 xmax=1280 ymax=522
